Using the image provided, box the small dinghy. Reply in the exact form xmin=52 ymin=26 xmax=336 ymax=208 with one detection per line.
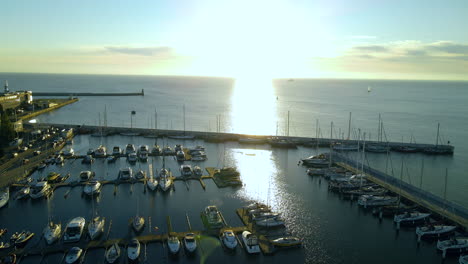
xmin=11 ymin=231 xmax=35 ymax=247
xmin=271 ymin=236 xmax=302 ymax=247
xmin=127 ymin=238 xmax=140 ymax=261
xmin=242 ymin=231 xmax=260 ymax=254
xmin=0 ymin=241 xmax=11 ymax=250
xmin=416 ymin=225 xmax=457 ymax=241
xmin=437 ymin=237 xmax=468 ymax=257
xmin=105 ymin=243 xmax=121 ymax=263
xmin=167 ymin=236 xmax=181 ymax=255
xmin=65 ymin=247 xmax=82 ymax=264
xmin=132 ymin=216 xmax=145 ymax=233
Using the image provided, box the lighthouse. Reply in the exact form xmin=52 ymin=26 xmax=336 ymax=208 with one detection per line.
xmin=4 ymin=80 xmax=9 ymax=93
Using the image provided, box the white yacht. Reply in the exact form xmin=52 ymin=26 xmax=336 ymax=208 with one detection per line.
xmin=127 ymin=152 xmax=138 ymax=163
xmin=125 ymin=144 xmax=136 ymax=155
xmin=416 ymin=225 xmax=457 ymax=240
xmin=437 ymin=237 xmax=468 ymax=254
xmin=241 ymin=231 xmax=260 ymax=254
xmin=119 ymin=167 xmax=133 ymax=180
xmin=83 ymin=181 xmax=102 ymax=196
xmin=184 ymin=233 xmax=197 ymax=254
xmin=79 ymin=171 xmax=94 ymax=182
xmin=63 ymin=217 xmax=86 ymax=243
xmin=88 ymin=216 xmax=105 ymax=240
xmin=221 ymin=230 xmax=238 ymax=250
xmin=332 ymin=144 xmax=359 ymax=151
xmin=301 ymin=155 xmax=328 ymax=167
xmin=159 ymin=174 xmax=173 ymax=192
xmin=132 ymin=216 xmax=145 ymax=233
xmin=255 ymin=217 xmax=285 ymax=228
xmin=94 ymin=145 xmax=107 ymax=157
xmin=167 ymin=236 xmax=181 ymax=254
xmin=43 ymin=221 xmax=61 ymax=245
xmin=127 ymin=238 xmax=140 ymax=261
xmin=162 ymin=146 xmax=174 ymax=155
xmin=105 ymin=243 xmax=121 ymax=263
xmin=193 ymin=166 xmax=203 ymax=177
xmin=138 ymin=145 xmax=149 ymax=161
xmin=393 ymin=211 xmax=431 ymax=226
xmin=151 ymin=145 xmax=161 ymax=155
xmin=271 ymin=237 xmax=303 ymax=247
xmin=30 ymin=182 xmax=51 ymax=199
xmin=202 ymin=205 xmax=223 ymax=229
xmin=15 ymin=186 xmax=30 ymax=200
xmin=147 ymin=176 xmax=158 ymax=191
xmin=180 ymin=164 xmax=193 ymax=177
xmin=0 ymin=188 xmax=9 ymax=209
xmin=65 ymin=247 xmax=83 ymax=264
xmin=357 ymin=195 xmax=398 ymax=207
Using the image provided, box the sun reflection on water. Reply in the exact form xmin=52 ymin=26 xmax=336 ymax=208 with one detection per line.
xmin=229 ymin=78 xmax=278 ymax=135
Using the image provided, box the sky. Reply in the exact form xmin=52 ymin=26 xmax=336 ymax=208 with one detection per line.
xmin=1 ymin=0 xmax=467 ymax=80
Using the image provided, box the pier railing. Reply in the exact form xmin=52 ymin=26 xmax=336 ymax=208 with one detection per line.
xmin=332 ymin=152 xmax=468 ymax=229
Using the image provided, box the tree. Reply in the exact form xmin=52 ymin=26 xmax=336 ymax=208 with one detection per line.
xmin=0 ymin=106 xmax=16 ymax=145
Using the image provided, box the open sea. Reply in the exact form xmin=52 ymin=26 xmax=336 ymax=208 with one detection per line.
xmin=0 ymin=73 xmax=467 ymax=263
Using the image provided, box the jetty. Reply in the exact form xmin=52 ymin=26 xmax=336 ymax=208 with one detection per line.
xmin=32 ymin=89 xmax=144 ymax=97
xmin=333 ymin=152 xmax=468 ymax=230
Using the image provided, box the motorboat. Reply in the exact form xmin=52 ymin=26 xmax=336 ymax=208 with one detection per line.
xmin=79 ymin=171 xmax=94 ymax=182
xmin=162 ymin=146 xmax=174 ymax=155
xmin=47 ymin=172 xmax=61 ymax=183
xmin=248 ymin=207 xmax=271 ymax=216
xmin=176 ymin=150 xmax=185 ymax=161
xmin=271 ymin=236 xmax=302 ymax=247
xmin=138 ymin=145 xmax=149 ymax=153
xmin=190 ymin=150 xmax=207 ymax=158
xmin=220 ymin=230 xmax=238 ymax=250
xmin=30 ymin=181 xmax=51 ymax=199
xmin=167 ymin=236 xmax=181 ymax=254
xmin=202 ymin=205 xmax=223 ymax=229
xmin=393 ymin=211 xmax=431 ymax=226
xmin=127 ymin=238 xmax=140 ymax=261
xmin=147 ymin=176 xmax=158 ymax=191
xmin=251 ymin=212 xmax=280 ymax=222
xmin=151 ymin=145 xmax=161 ymax=155
xmin=63 ymin=148 xmax=74 ymax=157
xmin=88 ymin=216 xmax=105 ymax=240
xmin=437 ymin=237 xmax=468 ymax=255
xmin=184 ymin=233 xmax=197 ymax=253
xmin=119 ymin=167 xmax=133 ymax=180
xmin=357 ymin=195 xmax=399 ymax=208
xmin=0 ymin=188 xmax=9 ymax=208
xmin=105 ymin=243 xmax=121 ymax=263
xmin=44 ymin=221 xmax=61 ymax=245
xmin=138 ymin=151 xmax=148 ymax=161
xmin=65 ymin=247 xmax=82 ymax=264
xmin=301 ymin=155 xmax=329 ymax=167
xmin=132 ymin=216 xmax=145 ymax=233
xmin=94 ymin=145 xmax=107 ymax=157
xmin=193 ymin=166 xmax=203 ymax=177
xmin=241 ymin=231 xmax=260 ymax=254
xmin=188 ymin=145 xmax=205 ymax=154
xmin=112 ymin=146 xmax=122 ymax=156
xmin=63 ymin=217 xmax=86 ymax=243
xmin=460 ymin=255 xmax=468 ymax=264
xmin=135 ymin=170 xmax=147 ymax=180
xmin=125 ymin=144 xmax=136 ymax=155
xmin=392 ymin=146 xmax=419 ymax=153
xmin=127 ymin=152 xmax=138 ymax=163
xmin=15 ymin=186 xmax=30 ymax=200
xmin=180 ymin=164 xmax=193 ymax=177
xmin=11 ymin=231 xmax=34 ymax=247
xmin=255 ymin=217 xmax=285 ymax=228
xmin=82 ymin=155 xmax=94 ymax=164
xmin=416 ymin=225 xmax=457 ymax=240
xmin=107 ymin=155 xmax=117 ymax=162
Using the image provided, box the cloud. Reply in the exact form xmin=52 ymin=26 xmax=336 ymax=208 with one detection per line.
xmin=426 ymin=41 xmax=468 ymax=54
xmin=104 ymin=46 xmax=174 ymax=56
xmin=353 ymin=45 xmax=389 ymax=53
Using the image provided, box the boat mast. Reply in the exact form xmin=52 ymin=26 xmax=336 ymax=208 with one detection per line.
xmin=419 ymin=158 xmax=424 ymax=189
xmin=360 ymin=132 xmax=366 ymax=188
xmin=329 ymin=122 xmax=333 ymax=168
xmin=436 ymin=122 xmax=440 ymax=147
xmin=287 ymin=111 xmax=290 ymax=137
xmin=377 ymin=113 xmax=381 ymax=142
xmin=183 ymin=104 xmax=186 ymax=136
xmin=347 ymin=112 xmax=352 ymax=140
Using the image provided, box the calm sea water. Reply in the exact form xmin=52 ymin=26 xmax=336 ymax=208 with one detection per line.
xmin=0 ymin=73 xmax=467 ymax=263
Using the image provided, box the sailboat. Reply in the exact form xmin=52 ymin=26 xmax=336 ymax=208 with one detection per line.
xmin=158 ymin=152 xmax=173 ymax=192
xmin=105 ymin=243 xmax=121 ymax=263
xmin=44 ymin=193 xmax=61 ymax=244
xmin=147 ymin=163 xmax=158 ymax=191
xmin=132 ymin=189 xmax=145 ymax=233
xmin=0 ymin=188 xmax=9 ymax=209
xmin=88 ymin=192 xmax=105 ymax=240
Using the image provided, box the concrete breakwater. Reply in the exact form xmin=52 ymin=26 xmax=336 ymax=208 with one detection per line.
xmin=32 ymin=89 xmax=144 ymax=96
